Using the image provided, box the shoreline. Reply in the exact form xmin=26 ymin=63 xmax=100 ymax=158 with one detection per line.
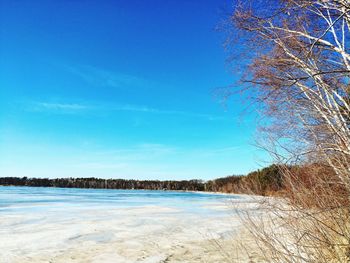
xmin=0 ymin=184 xmax=211 ymax=193
xmin=0 ymin=184 xmax=257 ymax=197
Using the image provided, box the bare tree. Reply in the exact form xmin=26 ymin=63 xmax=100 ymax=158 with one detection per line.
xmin=226 ymin=0 xmax=350 ymax=261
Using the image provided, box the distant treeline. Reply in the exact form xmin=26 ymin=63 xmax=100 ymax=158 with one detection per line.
xmin=0 ymin=177 xmax=206 ymax=191
xmin=0 ymin=164 xmax=287 ymax=196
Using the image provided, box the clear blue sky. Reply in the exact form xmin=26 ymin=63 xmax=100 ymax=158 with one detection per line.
xmin=0 ymin=0 xmax=267 ymax=180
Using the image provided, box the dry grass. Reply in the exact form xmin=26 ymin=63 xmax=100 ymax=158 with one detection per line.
xmin=230 ymin=165 xmax=350 ymax=263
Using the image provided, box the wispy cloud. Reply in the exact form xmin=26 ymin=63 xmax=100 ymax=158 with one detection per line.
xmin=24 ymin=101 xmax=93 ymax=114
xmin=35 ymin=102 xmax=90 ymax=111
xmin=65 ymin=143 xmax=247 ymax=179
xmin=63 ymin=64 xmax=151 ymax=89
xmin=106 ymin=104 xmax=226 ymax=120
xmin=24 ymin=100 xmax=227 ymax=120
xmin=94 ymin=143 xmax=178 ymax=160
xmin=88 ymin=143 xmax=243 ymax=163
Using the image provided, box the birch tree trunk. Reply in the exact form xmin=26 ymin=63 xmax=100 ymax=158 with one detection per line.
xmin=228 ymin=0 xmax=350 ymax=261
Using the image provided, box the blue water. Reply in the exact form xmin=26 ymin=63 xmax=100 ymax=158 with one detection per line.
xmin=0 ymin=186 xmax=236 ymax=215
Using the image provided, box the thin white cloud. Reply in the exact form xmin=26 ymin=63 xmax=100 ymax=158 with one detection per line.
xmin=24 ymin=100 xmax=227 ymax=120
xmin=24 ymin=101 xmax=93 ymax=114
xmin=90 ymin=144 xmax=244 ymax=163
xmin=107 ymin=104 xmax=227 ymax=120
xmin=64 ymin=64 xmax=151 ymax=89
xmin=36 ymin=102 xmax=90 ymax=111
xmin=62 ymin=143 xmax=244 ymax=179
xmin=94 ymin=143 xmax=178 ymax=161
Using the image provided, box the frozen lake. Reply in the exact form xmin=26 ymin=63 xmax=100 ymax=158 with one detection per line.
xmin=0 ymin=186 xmax=254 ymax=263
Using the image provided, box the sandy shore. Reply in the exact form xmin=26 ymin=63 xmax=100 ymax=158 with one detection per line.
xmin=0 ymin=192 xmax=261 ymax=263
